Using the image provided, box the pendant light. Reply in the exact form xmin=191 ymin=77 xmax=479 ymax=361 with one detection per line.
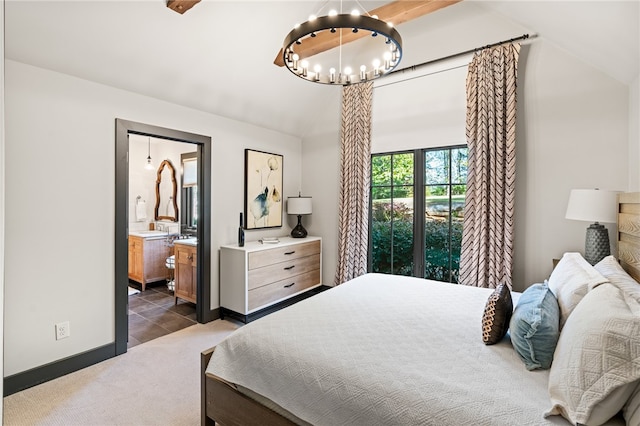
xmin=281 ymin=2 xmax=402 ymax=85
xmin=145 ymin=137 xmax=154 ymax=170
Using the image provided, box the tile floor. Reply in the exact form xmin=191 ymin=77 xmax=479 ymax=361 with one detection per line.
xmin=127 ymin=281 xmax=197 ymax=348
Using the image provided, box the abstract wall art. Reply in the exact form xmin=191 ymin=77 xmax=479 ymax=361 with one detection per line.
xmin=244 ymin=149 xmax=283 ymax=229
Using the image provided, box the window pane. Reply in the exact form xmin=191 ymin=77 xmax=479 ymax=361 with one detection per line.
xmin=392 ymin=153 xmax=414 ymax=186
xmin=371 ymin=221 xmax=392 ymax=274
xmin=451 ymin=148 xmax=468 ymax=184
xmin=372 ymin=155 xmax=391 ymax=186
xmin=392 ymin=187 xmax=413 ymax=276
xmin=425 ymin=185 xmax=450 ymax=218
xmin=425 ymin=184 xmax=449 ymax=281
xmin=425 ymin=150 xmax=450 ymax=185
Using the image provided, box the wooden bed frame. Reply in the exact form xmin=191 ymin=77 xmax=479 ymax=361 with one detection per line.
xmin=201 ymin=192 xmax=640 ymax=426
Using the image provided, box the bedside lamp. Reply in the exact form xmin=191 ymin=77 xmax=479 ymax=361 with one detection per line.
xmin=565 ymin=189 xmax=620 ymax=265
xmin=287 ymin=195 xmax=312 ymax=238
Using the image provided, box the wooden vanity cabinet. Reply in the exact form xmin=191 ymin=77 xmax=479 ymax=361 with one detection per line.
xmin=128 ymin=235 xmax=172 ymax=291
xmin=174 ymin=243 xmax=197 ymax=304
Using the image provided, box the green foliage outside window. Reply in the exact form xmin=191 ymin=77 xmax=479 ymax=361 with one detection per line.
xmin=370 ymin=147 xmax=467 ymax=284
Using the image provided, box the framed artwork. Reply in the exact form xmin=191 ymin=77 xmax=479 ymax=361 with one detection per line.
xmin=244 ymin=149 xmax=283 ymax=229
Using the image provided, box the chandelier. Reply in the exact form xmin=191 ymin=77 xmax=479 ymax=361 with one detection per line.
xmin=282 ymin=5 xmax=403 ymax=85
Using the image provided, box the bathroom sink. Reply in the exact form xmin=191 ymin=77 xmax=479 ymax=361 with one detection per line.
xmin=131 ymin=230 xmax=166 ymax=236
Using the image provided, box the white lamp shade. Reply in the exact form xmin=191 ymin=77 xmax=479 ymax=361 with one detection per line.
xmin=565 ymin=189 xmax=620 ymax=223
xmin=288 ymin=197 xmax=312 ymax=215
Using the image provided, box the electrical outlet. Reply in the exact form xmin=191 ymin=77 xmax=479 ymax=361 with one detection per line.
xmin=55 ymin=321 xmax=70 ymax=340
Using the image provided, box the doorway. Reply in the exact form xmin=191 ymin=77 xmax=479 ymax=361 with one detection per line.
xmin=115 ymin=119 xmax=212 ymax=356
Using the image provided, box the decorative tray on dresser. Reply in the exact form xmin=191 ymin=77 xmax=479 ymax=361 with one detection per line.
xmin=220 ymin=236 xmax=322 ymax=323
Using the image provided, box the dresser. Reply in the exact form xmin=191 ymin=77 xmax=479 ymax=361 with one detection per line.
xmin=220 ymin=236 xmax=322 ymax=322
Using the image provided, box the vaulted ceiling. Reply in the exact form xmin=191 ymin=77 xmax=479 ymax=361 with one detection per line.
xmin=5 ymin=1 xmax=638 ymax=138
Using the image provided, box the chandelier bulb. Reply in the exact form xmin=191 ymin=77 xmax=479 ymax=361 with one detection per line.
xmin=351 ymin=9 xmax=360 ymax=16
xmin=329 ymin=68 xmax=336 ymax=83
xmin=308 ymin=14 xmax=317 ymax=21
xmin=293 ymin=53 xmax=300 ymax=70
xmin=328 ymin=9 xmax=338 ymax=17
xmin=314 ymin=64 xmax=322 ymax=73
xmin=360 ymin=65 xmax=367 ymax=81
xmin=383 ymin=51 xmax=392 ymax=70
xmin=301 ymin=60 xmax=309 ymax=77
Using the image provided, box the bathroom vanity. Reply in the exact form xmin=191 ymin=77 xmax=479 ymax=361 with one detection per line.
xmin=128 ymin=231 xmax=173 ymax=291
xmin=174 ymin=238 xmax=197 ymax=304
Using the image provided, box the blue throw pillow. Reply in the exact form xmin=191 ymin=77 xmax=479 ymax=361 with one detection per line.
xmin=509 ymin=283 xmax=560 ymax=370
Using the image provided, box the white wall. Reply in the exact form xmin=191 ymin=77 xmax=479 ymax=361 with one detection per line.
xmin=1 ymin=0 xmax=6 ymax=412
xmin=303 ymin=39 xmax=632 ymax=293
xmin=630 ymin=75 xmax=640 ymax=191
xmin=4 ymin=60 xmax=302 ymax=376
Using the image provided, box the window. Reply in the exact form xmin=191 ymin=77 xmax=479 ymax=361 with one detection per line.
xmin=181 ymin=152 xmax=198 ymax=234
xmin=370 ymin=146 xmax=468 ymax=283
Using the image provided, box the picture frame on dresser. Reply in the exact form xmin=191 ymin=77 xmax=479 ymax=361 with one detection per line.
xmin=244 ymin=149 xmax=283 ymax=230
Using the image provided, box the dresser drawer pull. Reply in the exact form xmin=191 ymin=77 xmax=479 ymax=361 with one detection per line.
xmin=284 ymin=283 xmax=295 ymax=288
xmin=284 ymin=265 xmax=295 ymax=270
xmin=284 ymin=251 xmax=296 ymax=255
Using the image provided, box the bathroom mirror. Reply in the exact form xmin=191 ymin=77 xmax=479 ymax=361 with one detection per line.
xmin=155 ymin=159 xmax=179 ymax=221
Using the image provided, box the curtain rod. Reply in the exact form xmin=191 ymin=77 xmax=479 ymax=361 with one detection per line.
xmin=387 ymin=33 xmax=532 ymax=77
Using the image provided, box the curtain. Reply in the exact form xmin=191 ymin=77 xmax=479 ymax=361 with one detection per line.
xmin=459 ymin=43 xmax=520 ymax=289
xmin=334 ymin=81 xmax=374 ymax=285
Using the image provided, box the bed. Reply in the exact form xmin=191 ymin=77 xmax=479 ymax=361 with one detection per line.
xmin=201 ymin=192 xmax=640 ymax=426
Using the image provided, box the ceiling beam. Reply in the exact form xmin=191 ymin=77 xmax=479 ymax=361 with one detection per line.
xmin=166 ymin=0 xmax=201 ymax=15
xmin=273 ymin=0 xmax=462 ymax=67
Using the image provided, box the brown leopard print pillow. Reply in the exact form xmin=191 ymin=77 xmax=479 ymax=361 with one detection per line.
xmin=482 ymin=283 xmax=513 ymax=345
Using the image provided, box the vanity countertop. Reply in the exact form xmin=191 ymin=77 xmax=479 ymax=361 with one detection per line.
xmin=173 ymin=238 xmax=198 ymax=247
xmin=129 ymin=230 xmax=170 ymax=239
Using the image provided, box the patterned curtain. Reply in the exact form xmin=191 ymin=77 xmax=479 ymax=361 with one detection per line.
xmin=459 ymin=43 xmax=520 ymax=289
xmin=334 ymin=81 xmax=374 ymax=285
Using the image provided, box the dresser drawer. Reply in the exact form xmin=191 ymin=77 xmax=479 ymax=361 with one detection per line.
xmin=248 ymin=254 xmax=320 ymax=290
xmin=248 ymin=240 xmax=320 ymax=270
xmin=248 ymin=269 xmax=321 ymax=311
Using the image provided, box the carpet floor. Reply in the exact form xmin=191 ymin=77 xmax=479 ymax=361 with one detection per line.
xmin=3 ymin=319 xmax=241 ymax=425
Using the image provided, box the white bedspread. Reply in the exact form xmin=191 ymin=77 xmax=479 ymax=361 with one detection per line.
xmin=206 ymin=274 xmax=615 ymax=425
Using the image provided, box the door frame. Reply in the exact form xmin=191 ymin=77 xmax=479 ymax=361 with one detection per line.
xmin=115 ymin=119 xmax=212 ymax=355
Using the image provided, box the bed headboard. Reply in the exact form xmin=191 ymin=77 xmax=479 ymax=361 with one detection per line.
xmin=618 ymin=192 xmax=640 ymax=282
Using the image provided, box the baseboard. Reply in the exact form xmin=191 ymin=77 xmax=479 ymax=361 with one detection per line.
xmin=221 ymin=285 xmax=331 ymax=323
xmin=203 ymin=307 xmax=221 ymax=323
xmin=3 ymin=343 xmax=115 ymax=396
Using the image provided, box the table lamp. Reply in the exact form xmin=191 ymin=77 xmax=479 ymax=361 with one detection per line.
xmin=565 ymin=188 xmax=620 ymax=265
xmin=287 ymin=195 xmax=312 ymax=238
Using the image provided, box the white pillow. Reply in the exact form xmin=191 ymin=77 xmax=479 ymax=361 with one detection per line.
xmin=547 ymin=252 xmax=608 ymax=328
xmin=595 ymin=255 xmax=640 ymax=303
xmin=545 ymin=283 xmax=640 ymax=425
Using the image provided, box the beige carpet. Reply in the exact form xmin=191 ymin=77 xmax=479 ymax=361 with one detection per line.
xmin=3 ymin=319 xmax=240 ymax=425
